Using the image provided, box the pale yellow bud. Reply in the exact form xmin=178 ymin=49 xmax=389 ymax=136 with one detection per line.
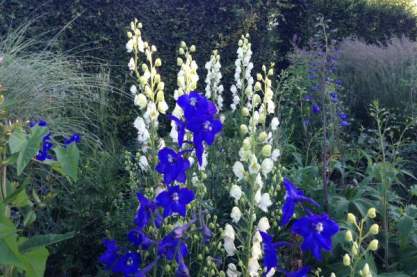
xmin=258 ymin=131 xmax=268 ymax=142
xmin=262 ymin=144 xmax=272 ymax=157
xmin=254 ymin=81 xmax=262 ymax=92
xmin=238 ymin=39 xmax=243 ymax=47
xmin=347 ymin=213 xmax=357 ymax=225
xmin=139 ymin=76 xmax=147 ymax=86
xmin=157 ymin=82 xmax=165 ymax=91
xmin=155 ymin=58 xmax=162 ymax=67
xmin=240 ymin=124 xmax=248 ymax=135
xmin=127 ymin=31 xmax=133 ymax=38
xmin=241 ymin=107 xmax=250 ymax=117
xmin=330 ymin=273 xmax=336 ymax=277
xmin=252 ymin=94 xmax=261 ymax=107
xmin=243 ymin=138 xmax=251 ymax=150
xmin=268 ymin=68 xmax=274 ymax=76
xmin=257 ymin=73 xmax=263 ymax=81
xmin=190 ymin=45 xmax=196 ymax=52
xmin=180 ymin=41 xmax=187 ymax=48
xmin=343 ymin=254 xmax=351 ymax=266
xmin=134 ymin=93 xmax=147 ymax=109
xmin=151 ymin=45 xmax=157 ymax=52
xmin=368 ymin=239 xmax=378 ymax=251
xmin=156 ymin=90 xmax=165 ymax=102
xmin=262 ymin=65 xmax=266 ymax=72
xmin=177 ymin=57 xmax=183 ymax=66
xmin=369 ymin=224 xmax=379 ymax=235
xmin=362 ymin=263 xmax=370 ymax=275
xmin=352 ymin=242 xmax=359 ymax=256
xmin=154 ymin=74 xmax=161 ymax=83
xmin=345 ymin=230 xmax=353 ymax=242
xmin=367 ymin=208 xmax=377 ymax=219
xmin=141 ymin=63 xmax=148 ymax=72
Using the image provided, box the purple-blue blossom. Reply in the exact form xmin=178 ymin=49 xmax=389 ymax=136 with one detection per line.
xmin=155 ymin=185 xmax=194 ymax=218
xmin=291 ymin=213 xmax=339 ymax=261
xmin=156 ymin=147 xmax=190 ymax=185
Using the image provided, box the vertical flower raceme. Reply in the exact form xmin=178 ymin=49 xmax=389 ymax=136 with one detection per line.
xmin=230 ymin=34 xmax=254 ymax=111
xmin=100 ymin=87 xmax=222 ymax=276
xmin=170 ymin=42 xmax=200 ymax=143
xmin=127 ymin=19 xmax=168 ymax=182
xmin=205 ymin=49 xmax=224 ymax=112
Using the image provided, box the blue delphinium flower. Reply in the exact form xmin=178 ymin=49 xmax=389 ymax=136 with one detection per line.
xmin=36 ymin=133 xmax=54 ymax=161
xmin=169 ymin=115 xmax=186 ymax=147
xmin=338 ymin=113 xmax=348 ymax=120
xmin=286 ymin=266 xmax=311 ymax=277
xmin=99 ymin=239 xmax=119 ymax=270
xmin=158 ymin=232 xmax=188 ymax=261
xmin=112 ymin=251 xmax=141 ymax=275
xmin=259 ymin=231 xmax=279 ymax=274
xmin=340 ymin=120 xmax=350 ymax=127
xmin=281 ymin=178 xmax=319 ymax=226
xmin=156 ymin=185 xmax=194 ymax=218
xmin=291 ymin=213 xmax=339 ymax=261
xmin=329 ymin=91 xmax=338 ymax=102
xmin=177 ymin=91 xmax=217 ymax=120
xmin=64 ymin=133 xmax=81 ymax=145
xmin=176 ymin=91 xmax=222 ymax=165
xmin=134 ymin=193 xmax=156 ymax=229
xmin=128 ymin=228 xmax=153 ymax=249
xmin=312 ymin=104 xmax=320 ymax=114
xmin=156 ymin=147 xmax=190 ymax=185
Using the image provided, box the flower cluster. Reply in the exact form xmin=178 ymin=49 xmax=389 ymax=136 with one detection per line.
xmin=170 ymin=42 xmax=199 ymax=144
xmin=29 ymin=120 xmax=80 ymax=161
xmin=127 ymin=19 xmax=168 ymax=176
xmin=100 ymin=91 xmax=222 ymax=276
xmin=230 ymin=34 xmax=254 ymax=111
xmin=343 ymin=208 xmax=379 ymax=277
xmin=205 ymin=49 xmax=224 ymax=113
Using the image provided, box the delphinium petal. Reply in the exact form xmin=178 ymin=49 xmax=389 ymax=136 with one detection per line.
xmin=156 ymin=185 xmax=195 ymax=218
xmin=156 ymin=147 xmax=190 ymax=185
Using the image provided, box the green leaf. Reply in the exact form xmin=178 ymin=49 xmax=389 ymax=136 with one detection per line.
xmin=53 ymin=143 xmax=79 ymax=182
xmin=23 ymin=210 xmax=36 ymax=227
xmin=20 ymin=246 xmax=48 ymax=277
xmin=10 ymin=190 xmax=32 ymax=208
xmin=0 ymin=236 xmax=24 ymax=268
xmin=3 ymin=182 xmax=29 ymax=205
xmin=397 ymin=215 xmax=414 ymax=248
xmin=8 ymin=127 xmax=27 ymax=154
xmin=19 ymin=232 xmax=75 ymax=253
xmin=16 ymin=126 xmax=48 ymax=175
xmin=0 ymin=203 xmax=17 ymax=239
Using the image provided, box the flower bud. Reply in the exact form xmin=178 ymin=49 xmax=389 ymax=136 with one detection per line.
xmin=368 ymin=239 xmax=378 ymax=251
xmin=177 ymin=57 xmax=183 ymax=66
xmin=352 ymin=242 xmax=359 ymax=256
xmin=262 ymin=144 xmax=272 ymax=157
xmin=141 ymin=63 xmax=148 ymax=72
xmin=238 ymin=39 xmax=243 ymax=47
xmin=155 ymin=58 xmax=162 ymax=67
xmin=151 ymin=45 xmax=157 ymax=52
xmin=257 ymin=73 xmax=262 ymax=81
xmin=190 ymin=45 xmax=196 ymax=52
xmin=252 ymin=94 xmax=261 ymax=107
xmin=362 ymin=263 xmax=370 ymax=275
xmin=178 ymin=47 xmax=185 ymax=55
xmin=154 ymin=74 xmax=161 ymax=83
xmin=345 ymin=230 xmax=353 ymax=242
xmin=134 ymin=93 xmax=147 ymax=109
xmin=367 ymin=207 xmax=377 ymax=219
xmin=258 ymin=131 xmax=268 ymax=142
xmin=243 ymin=137 xmax=251 ymax=150
xmin=157 ymin=82 xmax=165 ymax=91
xmin=347 ymin=213 xmax=357 ymax=225
xmin=180 ymin=41 xmax=187 ymax=48
xmin=268 ymin=68 xmax=274 ymax=76
xmin=369 ymin=224 xmax=379 ymax=235
xmin=343 ymin=254 xmax=351 ymax=266
xmin=241 ymin=107 xmax=250 ymax=117
xmin=254 ymin=81 xmax=262 ymax=92
xmin=240 ymin=124 xmax=248 ymax=135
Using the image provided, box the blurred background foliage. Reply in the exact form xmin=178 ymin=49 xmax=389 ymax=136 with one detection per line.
xmin=1 ymin=0 xmax=417 ymax=275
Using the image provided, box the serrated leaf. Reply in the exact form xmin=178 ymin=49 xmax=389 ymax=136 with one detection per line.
xmin=53 ymin=143 xmax=79 ymax=182
xmin=8 ymin=127 xmax=27 ymax=154
xmin=19 ymin=232 xmax=74 ymax=253
xmin=16 ymin=126 xmax=48 ymax=175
